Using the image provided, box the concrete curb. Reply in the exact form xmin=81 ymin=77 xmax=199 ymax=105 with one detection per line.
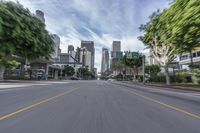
xmin=118 ymin=81 xmax=200 ymax=92
xmin=144 ymin=84 xmax=200 ymax=92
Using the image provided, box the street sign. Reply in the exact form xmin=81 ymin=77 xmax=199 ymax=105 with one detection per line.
xmin=116 ymin=52 xmax=123 ymax=60
xmin=132 ymin=52 xmax=139 ymax=59
xmin=112 ymin=51 xmax=123 ymax=60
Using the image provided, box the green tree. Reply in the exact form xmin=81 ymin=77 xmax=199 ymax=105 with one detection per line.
xmin=168 ymin=0 xmax=200 ymax=65
xmin=139 ymin=0 xmax=200 ymax=84
xmin=77 ymin=67 xmax=89 ymax=79
xmin=139 ymin=10 xmax=177 ymax=85
xmin=123 ymin=54 xmax=142 ymax=81
xmin=145 ymin=65 xmax=161 ymax=77
xmin=157 ymin=0 xmax=200 ymax=65
xmin=110 ymin=60 xmax=125 ymax=74
xmin=0 ymin=1 xmax=54 ymax=79
xmin=63 ymin=65 xmax=75 ymax=77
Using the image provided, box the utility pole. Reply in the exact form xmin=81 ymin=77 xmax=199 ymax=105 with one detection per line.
xmin=142 ymin=55 xmax=145 ymax=84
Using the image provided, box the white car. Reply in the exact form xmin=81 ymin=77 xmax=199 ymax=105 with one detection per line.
xmin=107 ymin=79 xmax=115 ymax=81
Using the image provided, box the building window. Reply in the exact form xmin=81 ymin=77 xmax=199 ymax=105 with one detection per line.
xmin=180 ymin=55 xmax=188 ymax=60
xmin=193 ymin=52 xmax=197 ymax=58
xmin=197 ymin=51 xmax=200 ymax=57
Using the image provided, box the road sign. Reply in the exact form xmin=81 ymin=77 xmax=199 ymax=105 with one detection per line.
xmin=132 ymin=52 xmax=139 ymax=59
xmin=116 ymin=52 xmax=123 ymax=60
xmin=112 ymin=51 xmax=123 ymax=60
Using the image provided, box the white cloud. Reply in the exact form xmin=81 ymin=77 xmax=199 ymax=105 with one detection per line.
xmin=6 ymin=0 xmax=170 ymax=72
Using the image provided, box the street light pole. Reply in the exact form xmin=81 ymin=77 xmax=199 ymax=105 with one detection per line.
xmin=82 ymin=48 xmax=86 ymax=67
xmin=142 ymin=55 xmax=145 ymax=84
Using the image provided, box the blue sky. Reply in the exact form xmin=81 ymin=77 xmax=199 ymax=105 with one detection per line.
xmin=9 ymin=0 xmax=170 ymax=72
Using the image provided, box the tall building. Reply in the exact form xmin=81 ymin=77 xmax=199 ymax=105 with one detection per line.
xmin=75 ymin=47 xmax=81 ymax=63
xmin=79 ymin=47 xmax=92 ymax=71
xmin=101 ymin=48 xmax=109 ymax=73
xmin=68 ymin=45 xmax=76 ymax=60
xmin=111 ymin=41 xmax=122 ymax=76
xmin=35 ymin=10 xmax=45 ymax=23
xmin=112 ymin=41 xmax=121 ymax=52
xmin=51 ymin=34 xmax=60 ymax=60
xmin=111 ymin=41 xmax=122 ymax=59
xmin=81 ymin=41 xmax=95 ymax=71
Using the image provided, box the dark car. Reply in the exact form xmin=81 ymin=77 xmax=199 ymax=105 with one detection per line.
xmin=70 ymin=77 xmax=79 ymax=80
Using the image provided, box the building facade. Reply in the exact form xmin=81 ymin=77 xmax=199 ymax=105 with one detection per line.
xmin=101 ymin=48 xmax=109 ymax=73
xmin=68 ymin=45 xmax=74 ymax=53
xmin=179 ymin=44 xmax=200 ymax=69
xmin=58 ymin=53 xmax=82 ymax=76
xmin=51 ymin=34 xmax=61 ymax=60
xmin=145 ymin=49 xmax=159 ymax=65
xmin=111 ymin=41 xmax=122 ymax=59
xmin=112 ymin=41 xmax=121 ymax=52
xmin=68 ymin=45 xmax=76 ymax=60
xmin=35 ymin=10 xmax=45 ymax=23
xmin=111 ymin=41 xmax=122 ymax=76
xmin=79 ymin=48 xmax=92 ymax=71
xmin=81 ymin=41 xmax=95 ymax=71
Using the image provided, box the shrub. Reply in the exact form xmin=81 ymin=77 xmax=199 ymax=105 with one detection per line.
xmin=148 ymin=74 xmax=192 ymax=83
xmin=115 ymin=73 xmax=123 ymax=81
xmin=191 ymin=68 xmax=200 ymax=84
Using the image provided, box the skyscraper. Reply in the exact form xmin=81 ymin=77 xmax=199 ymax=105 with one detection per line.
xmin=112 ymin=41 xmax=121 ymax=52
xmin=51 ymin=34 xmax=60 ymax=59
xmin=111 ymin=41 xmax=122 ymax=59
xmin=35 ymin=10 xmax=45 ymax=23
xmin=68 ymin=45 xmax=76 ymax=59
xmin=101 ymin=48 xmax=109 ymax=73
xmin=78 ymin=47 xmax=92 ymax=71
xmin=81 ymin=41 xmax=95 ymax=71
xmin=111 ymin=41 xmax=122 ymax=76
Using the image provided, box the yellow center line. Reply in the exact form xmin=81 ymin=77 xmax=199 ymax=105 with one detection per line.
xmin=120 ymin=88 xmax=200 ymax=120
xmin=0 ymin=87 xmax=80 ymax=121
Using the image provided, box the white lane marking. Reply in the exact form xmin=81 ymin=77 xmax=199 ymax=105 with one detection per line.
xmin=144 ymin=88 xmax=200 ymax=98
xmin=115 ymin=83 xmax=200 ymax=98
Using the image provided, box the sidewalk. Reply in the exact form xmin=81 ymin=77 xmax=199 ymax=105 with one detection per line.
xmin=0 ymin=80 xmax=69 ymax=89
xmin=121 ymin=81 xmax=200 ymax=92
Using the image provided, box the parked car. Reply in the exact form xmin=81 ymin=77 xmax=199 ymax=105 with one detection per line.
xmin=70 ymin=77 xmax=79 ymax=80
xmin=107 ymin=78 xmax=115 ymax=81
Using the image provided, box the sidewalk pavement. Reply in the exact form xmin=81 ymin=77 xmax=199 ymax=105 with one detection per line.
xmin=121 ymin=81 xmax=200 ymax=92
xmin=0 ymin=80 xmax=69 ymax=89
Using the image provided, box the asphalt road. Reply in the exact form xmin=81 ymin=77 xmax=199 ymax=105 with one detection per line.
xmin=0 ymin=80 xmax=200 ymax=133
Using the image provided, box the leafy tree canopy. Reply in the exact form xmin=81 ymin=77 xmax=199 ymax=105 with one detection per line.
xmin=159 ymin=0 xmax=200 ymax=53
xmin=0 ymin=1 xmax=54 ymax=65
xmin=64 ymin=65 xmax=75 ymax=77
xmin=145 ymin=64 xmax=161 ymax=77
xmin=123 ymin=54 xmax=143 ymax=69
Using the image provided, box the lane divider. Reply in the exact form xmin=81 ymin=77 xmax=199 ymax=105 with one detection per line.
xmin=119 ymin=88 xmax=200 ymax=120
xmin=0 ymin=87 xmax=80 ymax=121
